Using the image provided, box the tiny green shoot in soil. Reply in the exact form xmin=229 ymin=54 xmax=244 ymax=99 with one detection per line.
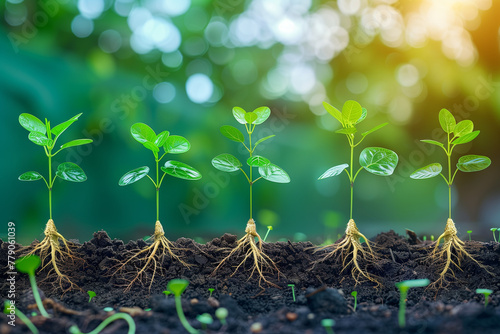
xmin=196 ymin=313 xmax=213 ymax=330
xmin=288 ymin=284 xmax=296 ymax=302
xmin=467 ymin=231 xmax=472 ymax=241
xmin=395 ymin=279 xmax=430 ymax=328
xmin=490 ymin=228 xmax=498 ymax=242
xmin=410 ymin=109 xmax=491 ymax=288
xmin=167 ymin=279 xmax=199 ymax=334
xmin=351 ymin=291 xmax=358 ymax=312
xmin=69 ymin=313 xmax=136 ymax=334
xmin=321 ymin=319 xmax=335 ymax=334
xmin=208 ymin=288 xmax=215 ymax=298
xmin=87 ymin=291 xmax=96 ymax=303
xmin=4 ymin=300 xmax=39 ymax=334
xmin=215 ymin=307 xmax=228 ymax=326
xmin=15 ymin=255 xmax=50 ymax=318
xmin=263 ymin=225 xmax=273 ymax=242
xmin=475 ymin=288 xmax=493 ymax=308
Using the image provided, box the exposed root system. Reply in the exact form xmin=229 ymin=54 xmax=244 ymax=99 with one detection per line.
xmin=23 ymin=219 xmax=81 ymax=293
xmin=111 ymin=221 xmax=189 ymax=292
xmin=313 ymin=219 xmax=380 ymax=286
xmin=428 ymin=218 xmax=491 ymax=289
xmin=213 ymin=219 xmax=280 ymax=288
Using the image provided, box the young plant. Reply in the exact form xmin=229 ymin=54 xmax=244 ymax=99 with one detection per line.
xmin=69 ymin=313 xmax=136 ymax=334
xmin=19 ymin=113 xmax=92 ymax=290
xmin=288 ymin=284 xmax=296 ymax=302
xmin=263 ymin=225 xmax=273 ymax=242
xmin=114 ymin=123 xmax=201 ymax=291
xmin=467 ymin=230 xmax=472 ymax=241
xmin=15 ymin=255 xmax=50 ymax=318
xmin=215 ymin=307 xmax=228 ymax=326
xmin=208 ymin=288 xmax=215 ymax=298
xmin=395 ymin=279 xmax=430 ymax=328
xmin=321 ymin=319 xmax=335 ymax=334
xmin=4 ymin=300 xmax=39 ymax=334
xmin=196 ymin=313 xmax=213 ymax=330
xmin=87 ymin=291 xmax=96 ymax=303
xmin=410 ymin=109 xmax=491 ymax=288
xmin=212 ymin=106 xmax=290 ymax=287
xmin=351 ymin=291 xmax=358 ymax=312
xmin=317 ymin=100 xmax=398 ymax=284
xmin=475 ymin=288 xmax=493 ymax=308
xmin=166 ymin=279 xmax=199 ymax=334
xmin=490 ymin=228 xmax=498 ymax=242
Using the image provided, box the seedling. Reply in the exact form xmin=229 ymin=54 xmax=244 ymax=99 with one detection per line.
xmin=476 ymin=288 xmax=493 ymax=308
xmin=19 ymin=113 xmax=92 ymax=291
xmin=163 ymin=290 xmax=172 ymax=297
xmin=208 ymin=288 xmax=215 ymax=298
xmin=467 ymin=230 xmax=472 ymax=241
xmin=196 ymin=313 xmax=213 ymax=330
xmin=263 ymin=225 xmax=273 ymax=242
xmin=215 ymin=307 xmax=228 ymax=326
xmin=410 ymin=109 xmax=491 ymax=288
xmin=491 ymin=228 xmax=498 ymax=242
xmin=431 ymin=235 xmax=435 ymax=242
xmin=395 ymin=279 xmax=430 ymax=328
xmin=4 ymin=300 xmax=39 ymax=334
xmin=351 ymin=291 xmax=358 ymax=312
xmin=317 ymin=100 xmax=398 ymax=285
xmin=321 ymin=318 xmax=335 ymax=334
xmin=15 ymin=255 xmax=50 ymax=318
xmin=87 ymin=291 xmax=96 ymax=303
xmin=288 ymin=284 xmax=296 ymax=302
xmin=114 ymin=123 xmax=201 ymax=291
xmin=69 ymin=313 xmax=136 ymax=334
xmin=423 ymin=236 xmax=427 ymax=242
xmin=212 ymin=106 xmax=290 ymax=287
xmin=166 ymin=279 xmax=199 ymax=334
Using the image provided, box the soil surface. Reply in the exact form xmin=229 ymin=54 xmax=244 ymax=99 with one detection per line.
xmin=1 ymin=229 xmax=500 ymax=334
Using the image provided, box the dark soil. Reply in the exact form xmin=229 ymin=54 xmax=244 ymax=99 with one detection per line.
xmin=1 ymin=230 xmax=500 ymax=334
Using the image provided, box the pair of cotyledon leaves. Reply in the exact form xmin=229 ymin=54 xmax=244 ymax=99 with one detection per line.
xmin=212 ymin=106 xmax=291 ymax=184
xmin=18 ymin=113 xmax=93 ymax=183
xmin=118 ymin=123 xmax=202 ymax=186
xmin=410 ymin=109 xmax=491 ymax=179
xmin=319 ymin=100 xmax=398 ymax=179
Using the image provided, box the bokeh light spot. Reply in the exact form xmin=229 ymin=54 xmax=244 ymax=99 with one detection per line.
xmin=71 ymin=15 xmax=94 ymax=38
xmin=78 ymin=0 xmax=104 ymax=20
xmin=186 ymin=74 xmax=214 ymax=104
xmin=153 ymin=82 xmax=176 ymax=104
xmin=346 ymin=72 xmax=368 ymax=94
xmin=397 ymin=64 xmax=419 ymax=87
xmin=98 ymin=30 xmax=122 ymax=53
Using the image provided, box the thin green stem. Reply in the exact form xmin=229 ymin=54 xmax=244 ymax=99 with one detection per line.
xmin=352 ymin=167 xmax=364 ymax=183
xmin=253 ymin=176 xmax=263 ymax=183
xmin=447 ymin=133 xmax=452 ymax=219
xmin=174 ymin=296 xmax=199 ymax=334
xmin=47 ymin=149 xmax=53 ymax=220
xmin=156 ymin=159 xmax=160 ymax=221
xmin=29 ymin=274 xmax=50 ymax=317
xmin=249 ymin=131 xmax=253 ymax=220
xmin=70 ymin=313 xmax=136 ymax=334
xmin=349 ymin=135 xmax=354 ymax=220
xmin=398 ymin=289 xmax=408 ymax=328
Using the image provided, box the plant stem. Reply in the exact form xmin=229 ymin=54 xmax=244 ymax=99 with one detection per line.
xmin=349 ymin=137 xmax=354 ymax=220
xmin=398 ymin=289 xmax=407 ymax=328
xmin=447 ymin=133 xmax=452 ymax=219
xmin=156 ymin=159 xmax=159 ymax=222
xmin=29 ymin=274 xmax=50 ymax=318
xmin=174 ymin=295 xmax=199 ymax=334
xmin=249 ymin=131 xmax=253 ymax=220
xmin=48 ymin=149 xmax=53 ymax=220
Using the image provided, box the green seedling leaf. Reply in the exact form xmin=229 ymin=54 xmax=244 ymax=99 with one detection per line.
xmin=119 ymin=166 xmax=150 ymax=186
xmin=215 ymin=308 xmax=228 ymax=324
xmin=253 ymin=106 xmax=271 ymax=124
xmin=220 ymin=125 xmax=245 ymax=142
xmin=356 ymin=108 xmax=367 ymax=124
xmin=323 ymin=101 xmax=343 ymax=125
xmin=154 ymin=131 xmax=170 ymax=147
xmin=19 ymin=171 xmax=43 ymax=181
xmin=15 ymin=255 xmax=41 ymax=275
xmin=28 ymin=131 xmax=51 ymax=146
xmin=361 ymin=123 xmax=388 ymax=137
xmin=164 ymin=135 xmax=191 ymax=154
xmin=476 ymin=288 xmax=492 ymax=294
xmin=420 ymin=139 xmax=444 ymax=148
xmin=232 ymin=106 xmax=247 ymax=124
xmin=244 ymin=112 xmax=258 ymax=124
xmin=51 ymin=113 xmax=82 ymax=137
xmin=143 ymin=141 xmax=159 ymax=153
xmin=247 ymin=155 xmax=271 ymax=167
xmin=212 ymin=153 xmax=242 ymax=172
xmin=258 ymin=163 xmax=290 ymax=183
xmin=196 ymin=313 xmax=213 ymax=325
xmin=60 ymin=139 xmax=93 ymax=149
xmin=456 ymin=155 xmax=491 ymax=172
xmin=335 ymin=127 xmax=357 ymax=135
xmin=167 ymin=279 xmax=189 ymax=296
xmin=254 ymin=135 xmax=275 ymax=148
xmin=453 ymin=120 xmax=473 ymax=137
xmin=439 ymin=108 xmax=456 ymax=134
xmin=56 ymin=162 xmax=87 ymax=182
xmin=87 ymin=291 xmax=96 ymax=302
xmin=131 ymin=123 xmax=156 ymax=144
xmin=452 ymin=130 xmax=479 ymax=145
xmin=410 ymin=163 xmax=442 ymax=179
xmin=395 ymin=279 xmax=430 ymax=290
xmin=318 ymin=163 xmax=349 ymax=180
xmin=359 ymin=147 xmax=398 ymax=176
xmin=342 ymin=100 xmax=363 ymax=126
xmin=19 ymin=113 xmax=46 ymax=134
xmin=162 ymin=161 xmax=202 ymax=180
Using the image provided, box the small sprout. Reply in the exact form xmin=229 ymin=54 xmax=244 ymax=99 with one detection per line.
xmin=87 ymin=291 xmax=96 ymax=303
xmin=215 ymin=307 xmax=228 ymax=326
xmin=196 ymin=313 xmax=213 ymax=330
xmin=467 ymin=230 xmax=472 ymax=241
xmin=321 ymin=318 xmax=335 ymax=334
xmin=208 ymin=288 xmax=215 ymax=298
xmin=351 ymin=291 xmax=358 ymax=312
xmin=263 ymin=225 xmax=273 ymax=242
xmin=15 ymin=255 xmax=50 ymax=318
xmin=476 ymin=288 xmax=493 ymax=308
xmin=288 ymin=284 xmax=296 ymax=302
xmin=423 ymin=236 xmax=427 ymax=242
xmin=69 ymin=313 xmax=136 ymax=334
xmin=395 ymin=279 xmax=430 ymax=328
xmin=31 ymin=311 xmax=37 ymax=317
xmin=103 ymin=307 xmax=114 ymax=312
xmin=144 ymin=308 xmax=151 ymax=312
xmin=162 ymin=290 xmax=172 ymax=297
xmin=490 ymin=228 xmax=498 ymax=242
xmin=4 ymin=301 xmax=39 ymax=334
xmin=431 ymin=235 xmax=434 ymax=242
xmin=167 ymin=279 xmax=199 ymax=334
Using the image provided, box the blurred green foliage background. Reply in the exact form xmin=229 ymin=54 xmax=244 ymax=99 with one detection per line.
xmin=1 ymin=0 xmax=499 ymax=244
